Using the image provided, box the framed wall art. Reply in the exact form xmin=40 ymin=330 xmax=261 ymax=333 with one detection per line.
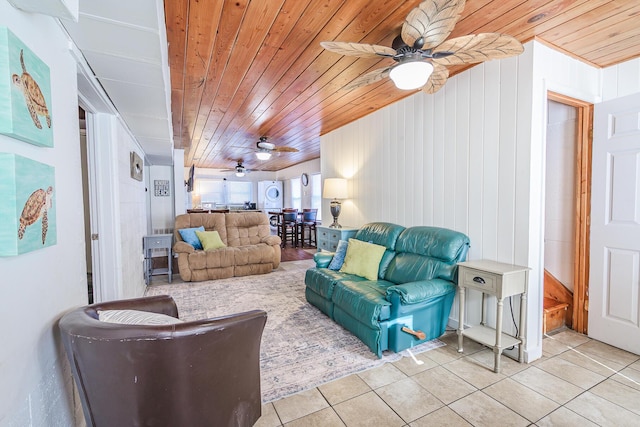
xmin=130 ymin=151 xmax=143 ymax=181
xmin=0 ymin=27 xmax=53 ymax=147
xmin=0 ymin=153 xmax=57 ymax=256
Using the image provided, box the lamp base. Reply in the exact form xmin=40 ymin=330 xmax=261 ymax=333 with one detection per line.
xmin=329 ymin=199 xmax=342 ymax=228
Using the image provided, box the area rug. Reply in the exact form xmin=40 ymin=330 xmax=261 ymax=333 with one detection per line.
xmin=145 ymin=269 xmax=444 ymax=402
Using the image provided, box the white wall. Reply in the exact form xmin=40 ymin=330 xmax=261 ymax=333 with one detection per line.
xmin=115 ymin=121 xmax=147 ymax=299
xmin=544 ymin=101 xmax=577 ymax=291
xmin=276 ymin=158 xmax=321 ymax=208
xmin=0 ymin=3 xmax=84 ymax=425
xmin=602 ymin=57 xmax=640 ymax=101
xmin=320 ymin=40 xmax=604 ymax=362
xmin=147 ymin=165 xmax=175 ymax=233
xmin=173 ymin=148 xmax=185 ymax=215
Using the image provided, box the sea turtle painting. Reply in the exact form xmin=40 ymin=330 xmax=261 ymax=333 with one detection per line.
xmin=18 ymin=186 xmax=53 ymax=245
xmin=12 ymin=49 xmax=51 ymax=130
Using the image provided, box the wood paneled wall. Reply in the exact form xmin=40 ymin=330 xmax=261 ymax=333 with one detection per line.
xmin=321 ymin=41 xmax=605 ymax=361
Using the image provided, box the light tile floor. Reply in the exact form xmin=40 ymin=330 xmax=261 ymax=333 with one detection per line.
xmin=256 ymin=260 xmax=640 ymax=426
xmin=256 ymin=329 xmax=640 ymax=426
xmin=149 ymin=261 xmax=640 ymax=426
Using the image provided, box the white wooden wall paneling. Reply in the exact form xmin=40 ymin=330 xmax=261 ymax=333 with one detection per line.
xmin=319 ymin=42 xmax=609 ymax=359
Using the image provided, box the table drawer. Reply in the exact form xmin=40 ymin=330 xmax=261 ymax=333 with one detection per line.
xmin=318 ymin=229 xmax=341 ymax=241
xmin=460 ymin=267 xmax=498 ymax=293
xmin=144 ymin=236 xmax=172 ymax=249
xmin=317 ymin=238 xmax=332 ymax=252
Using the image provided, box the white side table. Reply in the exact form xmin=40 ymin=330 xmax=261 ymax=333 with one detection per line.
xmin=143 ymin=234 xmax=173 ymax=284
xmin=457 ymin=260 xmax=529 ymax=373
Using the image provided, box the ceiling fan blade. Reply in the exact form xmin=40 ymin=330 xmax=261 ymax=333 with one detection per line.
xmin=401 ymin=0 xmax=466 ymax=50
xmin=345 ymin=66 xmax=393 ymax=90
xmin=422 ymin=62 xmax=449 ymax=94
xmin=432 ymin=33 xmax=524 ymax=66
xmin=320 ymin=41 xmax=396 ymax=58
xmin=272 ymin=146 xmax=299 ymax=152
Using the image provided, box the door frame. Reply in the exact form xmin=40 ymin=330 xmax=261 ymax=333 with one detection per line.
xmin=547 ymin=91 xmax=593 ymax=334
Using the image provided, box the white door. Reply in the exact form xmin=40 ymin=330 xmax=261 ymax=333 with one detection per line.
xmin=589 ymin=92 xmax=640 ymax=355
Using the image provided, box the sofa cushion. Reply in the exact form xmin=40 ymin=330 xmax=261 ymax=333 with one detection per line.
xmin=196 ymin=230 xmax=226 ymax=250
xmin=187 ymin=247 xmax=237 ymax=270
xmin=384 ymin=227 xmax=470 ymax=284
xmin=332 ymin=280 xmax=393 ymax=327
xmin=178 ymin=226 xmax=205 ymax=249
xmin=233 ymin=244 xmax=274 ymax=266
xmin=339 ymin=239 xmax=386 ymax=280
xmin=97 ymin=309 xmax=183 ymax=325
xmin=327 ymin=239 xmax=349 ymax=270
xmin=225 ymin=212 xmax=271 ymax=247
xmin=305 ymin=268 xmax=366 ymax=300
xmin=395 ymin=226 xmax=470 ymax=263
xmin=174 ymin=213 xmax=228 ymax=244
xmin=386 ymin=279 xmax=456 ymax=304
xmin=354 ymin=222 xmax=406 ymax=251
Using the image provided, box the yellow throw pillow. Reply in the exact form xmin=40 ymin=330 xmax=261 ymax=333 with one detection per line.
xmin=339 ymin=238 xmax=386 ymax=280
xmin=195 ymin=230 xmax=226 ymax=251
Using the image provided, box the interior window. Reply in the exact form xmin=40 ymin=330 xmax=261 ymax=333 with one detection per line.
xmin=227 ymin=181 xmax=252 ymax=204
xmin=196 ymin=178 xmax=252 ymax=208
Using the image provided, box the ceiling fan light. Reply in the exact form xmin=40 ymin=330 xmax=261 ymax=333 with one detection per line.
xmin=235 ymin=171 xmax=245 ymax=177
xmin=255 ymin=151 xmax=272 ymax=160
xmin=389 ymin=61 xmax=433 ymax=90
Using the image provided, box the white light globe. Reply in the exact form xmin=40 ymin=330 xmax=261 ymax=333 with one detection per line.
xmin=389 ymin=61 xmax=434 ymax=90
xmin=255 ymin=151 xmax=272 ymax=160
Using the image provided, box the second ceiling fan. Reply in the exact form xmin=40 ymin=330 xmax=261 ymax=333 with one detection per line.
xmin=321 ymin=0 xmax=524 ymax=93
xmin=254 ymin=136 xmax=298 ymax=160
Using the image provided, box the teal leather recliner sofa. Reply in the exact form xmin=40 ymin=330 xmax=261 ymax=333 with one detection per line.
xmin=305 ymin=222 xmax=470 ymax=357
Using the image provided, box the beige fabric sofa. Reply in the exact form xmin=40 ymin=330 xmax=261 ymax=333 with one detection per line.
xmin=173 ymin=212 xmax=281 ymax=282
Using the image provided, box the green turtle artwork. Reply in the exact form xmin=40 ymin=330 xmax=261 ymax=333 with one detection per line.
xmin=18 ymin=185 xmax=53 ymax=244
xmin=12 ymin=49 xmax=51 ymax=130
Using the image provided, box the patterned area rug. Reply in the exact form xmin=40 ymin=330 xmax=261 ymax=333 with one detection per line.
xmin=145 ymin=269 xmax=444 ymax=402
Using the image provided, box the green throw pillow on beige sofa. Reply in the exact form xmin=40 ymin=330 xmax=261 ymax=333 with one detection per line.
xmin=195 ymin=230 xmax=226 ymax=250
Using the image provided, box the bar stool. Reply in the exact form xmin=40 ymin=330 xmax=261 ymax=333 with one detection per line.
xmin=278 ymin=209 xmax=298 ymax=248
xmin=298 ymin=209 xmax=317 ymax=248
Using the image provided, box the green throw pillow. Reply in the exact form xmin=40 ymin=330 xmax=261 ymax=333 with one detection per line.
xmin=339 ymin=238 xmax=386 ymax=280
xmin=195 ymin=230 xmax=226 ymax=251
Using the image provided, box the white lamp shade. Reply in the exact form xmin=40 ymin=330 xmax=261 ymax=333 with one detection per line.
xmin=235 ymin=171 xmax=245 ymax=177
xmin=389 ymin=61 xmax=434 ymax=90
xmin=323 ymin=178 xmax=348 ymax=199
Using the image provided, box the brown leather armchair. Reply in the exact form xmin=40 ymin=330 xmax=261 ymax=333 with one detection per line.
xmin=59 ymin=295 xmax=267 ymax=427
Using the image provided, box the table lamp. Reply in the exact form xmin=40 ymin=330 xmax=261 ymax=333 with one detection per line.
xmin=323 ymin=178 xmax=348 ymax=228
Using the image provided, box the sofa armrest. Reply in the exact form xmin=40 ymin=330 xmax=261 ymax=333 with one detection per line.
xmin=173 ymin=241 xmax=195 ymax=253
xmin=261 ymin=235 xmax=282 ymax=246
xmin=386 ymin=279 xmax=455 ymax=304
xmin=313 ymin=251 xmax=333 ymax=268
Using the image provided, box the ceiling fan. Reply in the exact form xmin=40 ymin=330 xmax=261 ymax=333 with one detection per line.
xmin=221 ymin=161 xmax=252 ymax=177
xmin=321 ymin=0 xmax=524 ymax=93
xmin=254 ymin=136 xmax=299 ymax=160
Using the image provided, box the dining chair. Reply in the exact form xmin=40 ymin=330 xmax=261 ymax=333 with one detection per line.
xmin=298 ymin=208 xmax=318 ymax=248
xmin=278 ymin=209 xmax=299 ymax=247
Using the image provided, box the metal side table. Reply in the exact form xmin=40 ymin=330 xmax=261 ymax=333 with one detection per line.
xmin=143 ymin=234 xmax=173 ymax=284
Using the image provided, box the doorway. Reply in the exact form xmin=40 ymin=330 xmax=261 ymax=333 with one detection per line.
xmin=543 ymin=92 xmax=592 ymax=335
xmin=79 ymin=107 xmax=93 ymax=303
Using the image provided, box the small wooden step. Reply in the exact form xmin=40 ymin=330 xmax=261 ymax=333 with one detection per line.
xmin=543 ymin=298 xmax=569 ymax=334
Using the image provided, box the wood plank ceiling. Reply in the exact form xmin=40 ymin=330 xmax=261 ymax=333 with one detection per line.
xmin=166 ymin=0 xmax=640 ymax=171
